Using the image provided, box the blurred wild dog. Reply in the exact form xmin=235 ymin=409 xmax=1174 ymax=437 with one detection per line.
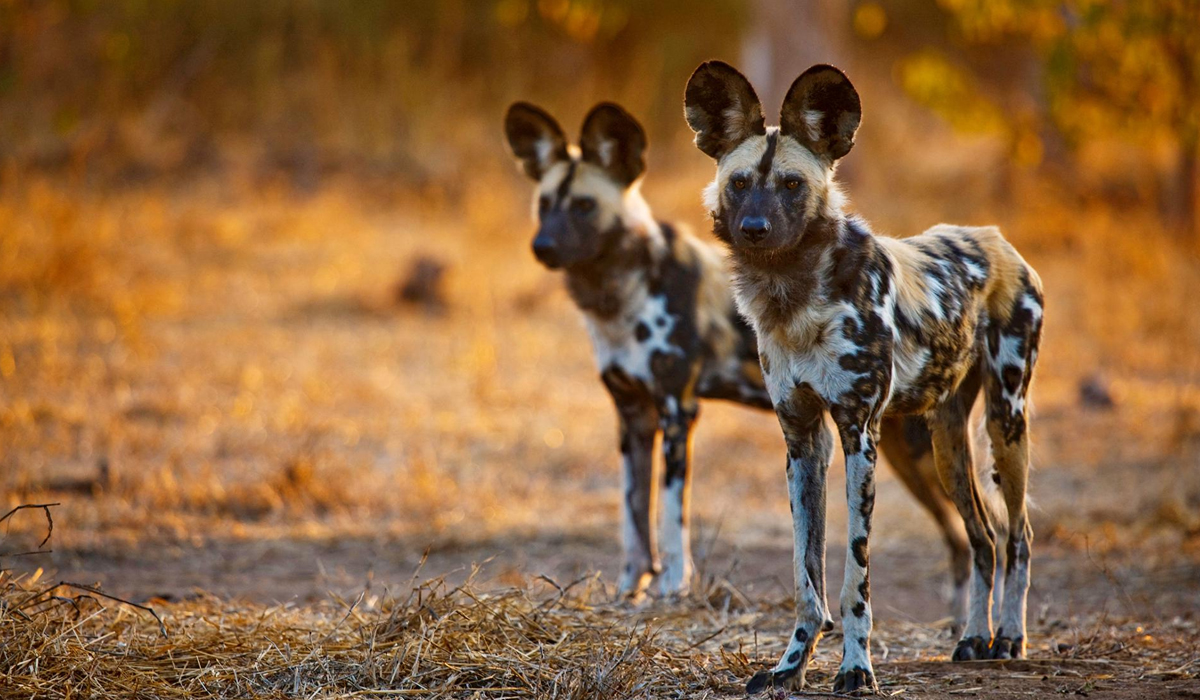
xmin=502 ymin=102 xmax=983 ymax=609
xmin=685 ymin=62 xmax=1042 ymax=693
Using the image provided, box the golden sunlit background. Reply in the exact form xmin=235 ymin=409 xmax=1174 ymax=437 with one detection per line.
xmin=1 ymin=1 xmax=1198 ymax=697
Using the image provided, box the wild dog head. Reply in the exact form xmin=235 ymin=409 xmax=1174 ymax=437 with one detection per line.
xmin=684 ymin=61 xmax=861 ymax=263
xmin=504 ymin=102 xmax=649 ymax=270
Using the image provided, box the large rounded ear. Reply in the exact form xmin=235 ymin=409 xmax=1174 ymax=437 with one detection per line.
xmin=579 ymin=102 xmax=647 ymax=186
xmin=684 ymin=61 xmax=766 ymax=160
xmin=780 ymin=65 xmax=861 ymax=162
xmin=504 ymin=102 xmax=570 ymax=180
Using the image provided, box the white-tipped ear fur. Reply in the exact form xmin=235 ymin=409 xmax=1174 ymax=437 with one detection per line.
xmin=504 ymin=102 xmax=570 ymax=180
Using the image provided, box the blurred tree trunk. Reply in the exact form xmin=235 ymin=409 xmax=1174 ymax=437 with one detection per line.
xmin=742 ymin=0 xmax=849 ymax=114
xmin=1163 ymin=124 xmax=1200 ymax=244
xmin=1154 ymin=143 xmax=1196 ymax=241
xmin=743 ymin=0 xmax=852 ymax=188
xmin=1173 ymin=135 xmax=1199 ymax=241
xmin=1163 ymin=34 xmax=1199 ymax=241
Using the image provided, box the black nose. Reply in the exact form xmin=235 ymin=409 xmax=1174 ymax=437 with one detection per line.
xmin=532 ymin=236 xmax=560 ymax=266
xmin=740 ymin=217 xmax=770 ymax=244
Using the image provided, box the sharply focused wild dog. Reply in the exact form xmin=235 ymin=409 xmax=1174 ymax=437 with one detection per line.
xmin=503 ymin=101 xmax=991 ymax=608
xmin=685 ymin=62 xmax=1043 ymax=693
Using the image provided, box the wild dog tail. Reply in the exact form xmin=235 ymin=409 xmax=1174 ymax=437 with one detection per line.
xmin=971 ymin=410 xmax=1029 ymax=545
xmin=972 ymin=415 xmax=1006 ymax=536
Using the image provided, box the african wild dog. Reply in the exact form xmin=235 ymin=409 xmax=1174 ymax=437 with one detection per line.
xmin=685 ymin=62 xmax=1043 ymax=693
xmin=504 ymin=100 xmax=771 ymax=597
xmin=503 ymin=102 xmax=996 ymax=610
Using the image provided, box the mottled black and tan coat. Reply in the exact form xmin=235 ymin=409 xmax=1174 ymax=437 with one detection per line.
xmin=685 ymin=62 xmax=1044 ymax=693
xmin=502 ymin=102 xmax=999 ymax=614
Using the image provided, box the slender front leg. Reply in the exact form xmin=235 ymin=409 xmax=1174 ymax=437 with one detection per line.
xmin=658 ymin=395 xmax=698 ymax=596
xmin=832 ymin=411 xmax=882 ymax=693
xmin=603 ymin=369 xmax=660 ymax=598
xmin=747 ymin=385 xmax=833 ymax=694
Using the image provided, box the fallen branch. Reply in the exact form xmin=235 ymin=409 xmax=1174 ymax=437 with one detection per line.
xmin=0 ymin=502 xmax=59 ymax=549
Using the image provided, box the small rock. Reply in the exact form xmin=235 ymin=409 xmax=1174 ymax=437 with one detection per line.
xmin=394 ymin=256 xmax=447 ymax=311
xmin=1078 ymin=376 xmax=1115 ymax=409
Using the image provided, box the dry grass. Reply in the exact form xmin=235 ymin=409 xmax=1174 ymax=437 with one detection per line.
xmin=0 ymin=561 xmax=738 ymax=699
xmin=2 ymin=168 xmax=1197 ymax=553
xmin=2 ymin=499 xmax=1196 ymax=700
xmin=1 ymin=562 xmax=1196 ymax=699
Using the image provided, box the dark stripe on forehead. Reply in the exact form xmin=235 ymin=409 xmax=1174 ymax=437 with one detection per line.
xmin=555 ymin=160 xmax=577 ymax=207
xmin=757 ymin=131 xmax=778 ymax=183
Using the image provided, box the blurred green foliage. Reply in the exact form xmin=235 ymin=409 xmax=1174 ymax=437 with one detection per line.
xmin=939 ymin=0 xmax=1198 ymax=144
xmin=897 ymin=0 xmax=1200 ymax=231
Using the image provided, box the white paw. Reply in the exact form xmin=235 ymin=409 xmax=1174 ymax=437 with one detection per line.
xmin=656 ymin=559 xmax=693 ymax=597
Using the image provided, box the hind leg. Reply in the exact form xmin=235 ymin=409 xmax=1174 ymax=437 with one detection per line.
xmin=879 ymin=417 xmax=971 ymax=634
xmin=984 ymin=289 xmax=1043 ymax=659
xmin=928 ymin=388 xmax=998 ymax=661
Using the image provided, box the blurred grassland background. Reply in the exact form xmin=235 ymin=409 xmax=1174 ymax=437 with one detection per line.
xmin=0 ymin=0 xmax=1198 ymax=598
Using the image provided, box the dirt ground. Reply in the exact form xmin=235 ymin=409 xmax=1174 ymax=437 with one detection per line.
xmin=2 ymin=175 xmax=1199 ymax=697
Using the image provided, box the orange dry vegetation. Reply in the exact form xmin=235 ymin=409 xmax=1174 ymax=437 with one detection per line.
xmin=0 ymin=144 xmax=1197 ymax=561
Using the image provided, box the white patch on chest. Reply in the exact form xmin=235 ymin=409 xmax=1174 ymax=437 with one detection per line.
xmin=586 ymin=285 xmax=683 ymax=386
xmin=759 ymin=300 xmax=864 ymax=407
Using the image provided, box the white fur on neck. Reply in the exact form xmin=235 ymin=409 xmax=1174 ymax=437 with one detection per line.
xmin=622 ymin=183 xmax=666 ymax=256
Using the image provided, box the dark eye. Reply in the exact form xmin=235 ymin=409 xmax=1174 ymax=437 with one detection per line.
xmin=733 ymin=179 xmax=747 ymax=191
xmin=786 ymin=179 xmax=801 ymax=190
xmin=538 ymin=196 xmax=552 ymax=214
xmin=571 ymin=197 xmax=596 ymax=215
